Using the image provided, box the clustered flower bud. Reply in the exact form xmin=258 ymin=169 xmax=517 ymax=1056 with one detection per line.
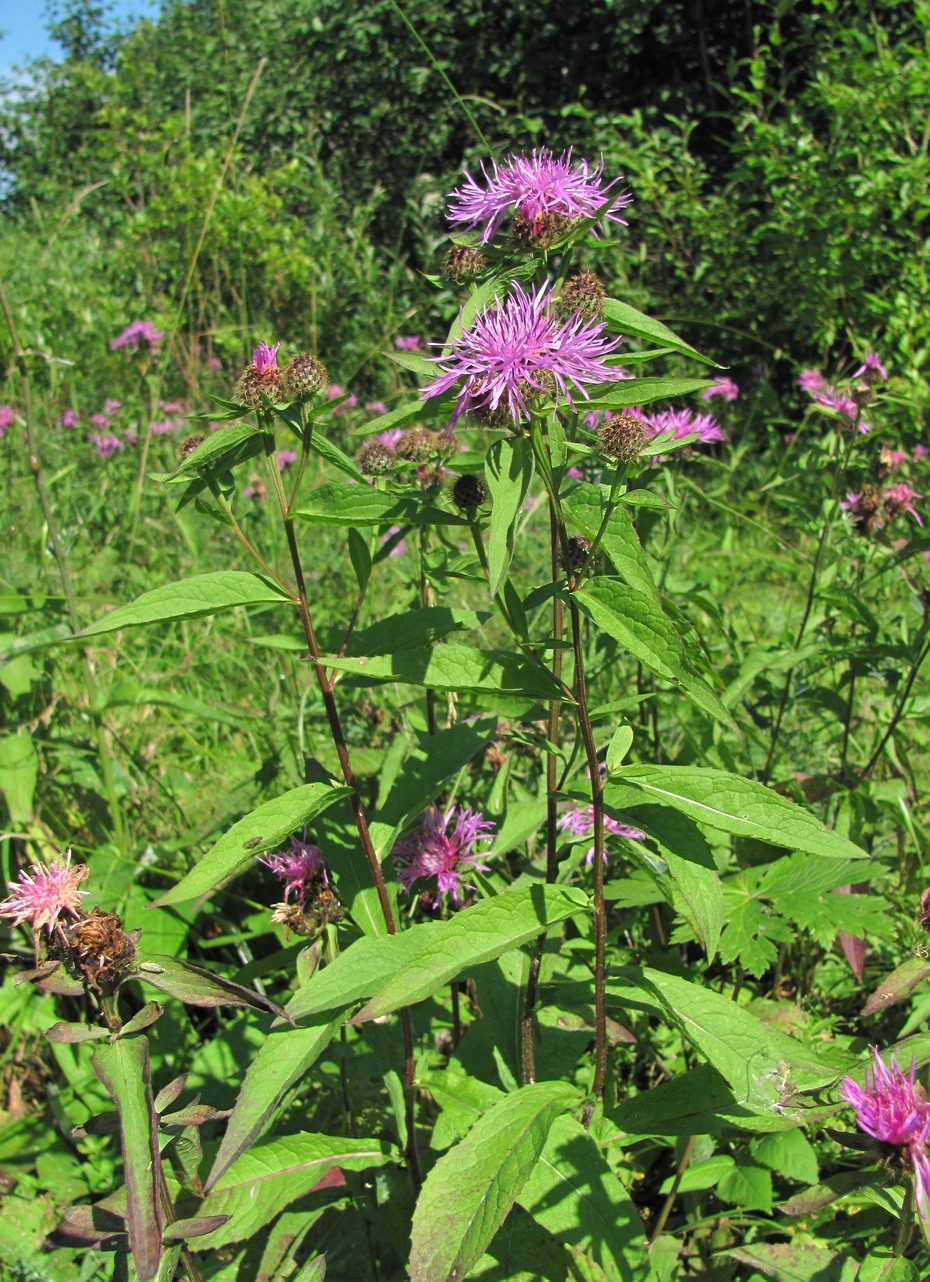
xmin=599 ymin=412 xmax=649 ymax=464
xmin=442 ymin=245 xmax=487 ymax=284
xmin=281 ymin=353 xmax=329 ymax=401
xmin=558 ymin=272 xmax=607 ymax=321
xmin=397 ymin=427 xmax=441 ymax=462
xmin=452 ymin=473 xmax=488 ymax=512
xmin=178 ymin=433 xmax=206 ymax=462
xmin=563 ymin=534 xmax=595 ymax=574
xmin=59 ymin=908 xmax=139 ymax=995
xmin=357 ymin=442 xmax=396 ymax=475
xmin=235 ymin=342 xmax=281 ymax=408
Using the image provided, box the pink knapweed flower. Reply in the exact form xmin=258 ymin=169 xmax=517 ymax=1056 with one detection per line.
xmin=381 ymin=525 xmax=406 ymax=557
xmin=151 ymin=418 xmax=178 ymax=436
xmin=364 ymin=401 xmax=388 ymax=416
xmin=583 ymin=409 xmax=609 ymax=430
xmin=377 ymin=427 xmax=404 ymax=448
xmin=93 ymin=433 xmax=123 ymax=458
xmin=277 ymin=449 xmax=298 ymax=470
xmin=701 ymin=377 xmax=739 ymax=402
xmin=160 ymin=400 xmax=190 ymax=415
xmin=110 ymin=320 xmax=164 ymax=357
xmin=841 ymin=1046 xmax=930 ymax=1216
xmin=645 ymin=407 xmax=723 ymax=446
xmin=914 ymin=445 xmax=929 ymax=463
xmin=886 ymin=483 xmax=924 ymax=527
xmin=103 ymin=399 xmax=122 ymax=416
xmin=393 ymin=804 xmax=494 ymax=906
xmin=123 ymin=428 xmax=138 ymax=446
xmin=881 ymin=446 xmax=908 ymax=471
xmin=57 ymin=409 xmax=77 ymax=429
xmin=797 ymin=369 xmax=824 ymax=392
xmin=252 ymin=342 xmax=279 ymax=376
xmin=422 ymin=279 xmax=624 ymax=431
xmin=91 ymin=413 xmax=111 ymax=430
xmin=0 ymin=405 xmax=15 ymax=435
xmin=558 ymin=805 xmax=644 ymax=865
xmin=448 ymin=148 xmax=632 ymax=244
xmin=0 ymin=850 xmax=89 ymax=935
xmin=259 ymin=837 xmax=326 ymax=901
xmin=395 ymin=336 xmax=422 ymax=351
xmin=841 ymin=491 xmax=863 ymax=514
xmin=853 ymin=351 xmax=888 ymax=383
xmin=208 ymin=356 xmax=223 ymax=371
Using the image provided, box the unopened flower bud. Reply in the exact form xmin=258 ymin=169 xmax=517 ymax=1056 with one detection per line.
xmin=280 ymin=353 xmax=329 ymax=401
xmin=452 ymin=473 xmax=487 ymax=511
xmin=562 ymin=534 xmax=594 ymax=574
xmin=234 ymin=342 xmax=280 ymax=407
xmin=178 ymin=433 xmax=206 ymax=462
xmin=599 ymin=412 xmax=648 ymax=463
xmin=357 ymin=442 xmax=396 ymax=475
xmin=397 ymin=427 xmax=440 ymax=461
xmin=442 ymin=245 xmax=487 ymax=284
xmin=558 ymin=272 xmax=607 ymax=321
xmin=512 ymin=212 xmax=573 ymax=251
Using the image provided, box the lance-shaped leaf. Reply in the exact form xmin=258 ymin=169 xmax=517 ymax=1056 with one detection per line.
xmin=92 ymin=1036 xmax=163 ymax=1281
xmin=76 ymin=571 xmax=292 ymax=639
xmin=861 ymin=957 xmax=930 ymax=1017
xmin=518 ymin=1115 xmax=641 ymax=1282
xmin=133 ymin=954 xmax=288 ymax=1019
xmin=285 ymin=885 xmax=588 ymax=1022
xmin=163 ymin=1216 xmax=231 ymax=1241
xmin=485 ymin=436 xmax=535 ymax=595
xmin=607 ymin=765 xmax=868 ymax=860
xmin=346 ymin=607 xmax=489 ymax=657
xmin=584 ymin=376 xmax=716 ymax=411
xmin=354 ymin=885 xmax=589 ymax=1022
xmin=562 ymin=484 xmax=657 ymax=600
xmin=409 ymin=1081 xmax=577 ymax=1282
xmin=152 ymin=781 xmax=351 ymax=907
xmin=296 ymin=482 xmax=466 ymax=528
xmin=574 ymin=578 xmax=735 ymax=730
xmin=322 ymin=645 xmax=565 ymax=705
xmin=196 ymin=1134 xmax=396 ymax=1249
xmin=207 ymin=1013 xmax=346 ymax=1191
xmin=161 ymin=421 xmax=266 ymax=508
xmin=603 ymin=299 xmax=716 ymax=366
xmin=46 ymin=1021 xmax=109 ymax=1044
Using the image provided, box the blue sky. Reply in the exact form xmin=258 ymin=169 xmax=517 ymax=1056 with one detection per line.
xmin=0 ymin=1 xmax=159 ymax=73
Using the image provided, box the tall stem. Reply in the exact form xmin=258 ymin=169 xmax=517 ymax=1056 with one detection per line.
xmin=262 ymin=432 xmax=420 ymax=1189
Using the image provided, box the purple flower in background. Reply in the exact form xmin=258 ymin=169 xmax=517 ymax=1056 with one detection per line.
xmin=377 ymin=427 xmax=404 ymax=448
xmin=422 ymin=279 xmax=624 ymax=431
xmin=701 ymin=377 xmax=739 ymax=402
xmin=110 ymin=320 xmax=164 ymax=358
xmin=841 ymin=1046 xmax=930 ymax=1216
xmin=57 ymin=409 xmax=77 ymax=428
xmin=448 ymin=148 xmax=632 ymax=244
xmin=0 ymin=406 xmax=13 ymax=438
xmin=123 ymin=428 xmax=138 ymax=446
xmin=208 ymin=356 xmax=223 ymax=371
xmin=103 ymin=398 xmax=122 ymax=416
xmin=259 ymin=837 xmax=326 ymax=901
xmin=277 ymin=449 xmax=298 ymax=470
xmin=364 ymin=401 xmax=388 ymax=416
xmin=380 ymin=525 xmax=406 ymax=557
xmin=0 ymin=850 xmax=89 ymax=936
xmin=160 ymin=400 xmax=190 ymax=414
xmin=583 ymin=409 xmax=609 ymax=430
xmin=325 ymin=384 xmax=344 ymax=400
xmin=797 ymin=369 xmax=824 ymax=392
xmin=558 ymin=805 xmax=644 ymax=865
xmin=393 ymin=804 xmax=494 ymax=906
xmin=881 ymin=446 xmax=908 ymax=471
xmin=886 ymin=483 xmax=924 ymax=527
xmin=914 ymin=445 xmax=929 ymax=463
xmin=92 ymin=433 xmax=123 ymax=458
xmin=152 ymin=418 xmax=179 ymax=436
xmin=853 ymin=351 xmax=888 ymax=383
xmin=644 ymin=407 xmax=722 ymax=446
xmin=91 ymin=413 xmax=111 ymax=430
xmin=395 ymin=336 xmax=422 ymax=351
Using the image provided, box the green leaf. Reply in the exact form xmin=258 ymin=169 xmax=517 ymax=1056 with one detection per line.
xmin=346 ymin=607 xmax=489 ymax=657
xmin=162 ymin=420 xmax=265 ymax=497
xmin=133 ymin=954 xmax=287 ymax=1018
xmin=727 ymin=1242 xmax=859 ymax=1282
xmin=0 ymin=731 xmax=38 ymax=824
xmin=605 ymin=725 xmax=634 ymax=773
xmin=585 ymin=376 xmax=716 ymax=411
xmin=519 ymin=1115 xmax=641 ymax=1282
xmin=603 ymin=300 xmax=717 ymax=366
xmin=296 ymin=481 xmax=466 ymax=527
xmin=310 ymin=428 xmax=367 ymax=483
xmin=285 ymin=886 xmax=588 ymax=1022
xmin=206 ymin=1013 xmax=346 ymax=1190
xmin=485 ymin=437 xmax=535 ymax=596
xmin=409 ymin=1081 xmax=577 ymax=1282
xmin=323 ymin=646 xmax=565 ymax=706
xmin=663 ymin=849 xmax=724 ymax=960
xmin=152 ymin=782 xmax=352 ymax=907
xmin=354 ymin=886 xmax=589 ymax=1022
xmin=562 ymin=484 xmax=657 ymax=599
xmin=608 ymin=765 xmax=868 ymax=860
xmin=574 ymin=579 xmax=736 ymax=731
xmin=76 ymin=571 xmax=292 ymax=638
xmin=717 ymin=1160 xmax=772 ymax=1211
xmin=92 ymin=1037 xmax=163 ymax=1281
xmin=750 ymin=1130 xmax=819 ymax=1185
xmin=197 ymin=1134 xmax=396 ymax=1249
xmin=347 ymin=528 xmax=371 ymax=593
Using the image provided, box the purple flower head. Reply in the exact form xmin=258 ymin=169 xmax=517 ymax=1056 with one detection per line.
xmin=0 ymin=405 xmax=15 ymax=434
xmin=377 ymin=427 xmax=405 ymax=449
xmin=123 ymin=428 xmax=138 ymax=446
xmin=797 ymin=369 xmax=824 ymax=393
xmin=558 ymin=805 xmax=645 ymax=866
xmin=58 ymin=409 xmax=77 ymax=429
xmin=841 ymin=491 xmax=863 ymax=515
xmin=393 ymin=804 xmax=494 ymax=906
xmin=841 ymin=1046 xmax=930 ymax=1217
xmin=0 ymin=849 xmax=89 ymax=935
xmin=160 ymin=400 xmax=190 ymax=414
xmin=93 ymin=433 xmax=124 ymax=459
xmin=252 ymin=342 xmax=279 ymax=376
xmin=104 ymin=399 xmax=122 ymax=416
xmin=886 ymin=482 xmax=924 ymax=527
xmin=364 ymin=401 xmax=388 ymax=416
xmin=277 ymin=449 xmax=298 ymax=470
xmin=395 ymin=336 xmax=422 ymax=351
xmin=853 ymin=351 xmax=888 ymax=383
xmin=381 ymin=525 xmax=406 ymax=557
xmin=91 ymin=413 xmax=111 ymax=430
xmin=914 ymin=444 xmax=929 ymax=463
xmin=448 ymin=148 xmax=632 ymax=245
xmin=881 ymin=446 xmax=907 ymax=471
xmin=258 ymin=837 xmax=326 ymax=901
xmin=421 ymin=279 xmax=624 ymax=432
xmin=110 ymin=320 xmax=164 ymax=358
xmin=151 ymin=418 xmax=178 ymax=436
xmin=583 ymin=409 xmax=609 ymax=431
xmin=701 ymin=377 xmax=739 ymax=403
